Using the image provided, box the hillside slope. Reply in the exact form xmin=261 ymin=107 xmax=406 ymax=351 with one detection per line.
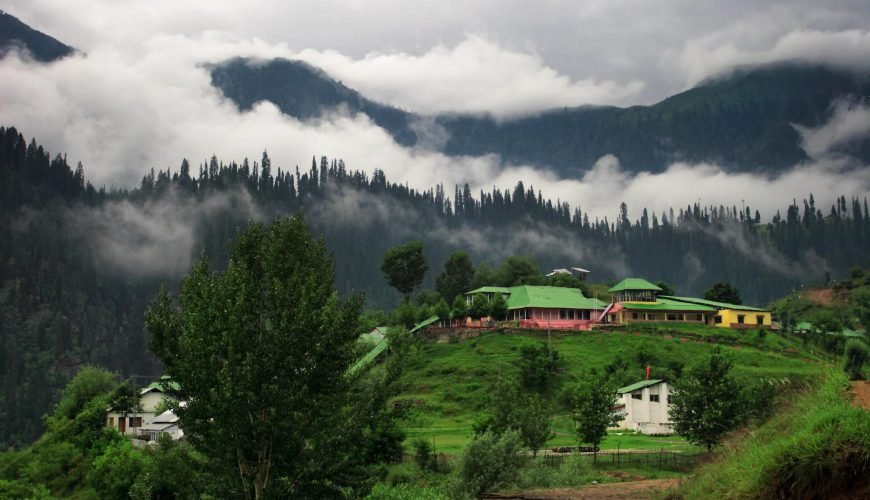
xmin=674 ymin=372 xmax=869 ymax=499
xmin=211 ymin=59 xmax=870 ymax=174
xmin=394 ymin=326 xmax=827 ymax=453
xmin=0 ymin=11 xmax=74 ymax=62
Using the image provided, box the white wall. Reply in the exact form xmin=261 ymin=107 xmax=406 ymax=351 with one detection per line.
xmin=615 ymin=381 xmax=674 ymax=435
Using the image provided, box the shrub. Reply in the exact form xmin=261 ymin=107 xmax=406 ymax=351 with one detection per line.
xmin=843 ymin=339 xmax=869 ymax=380
xmin=455 ymin=431 xmax=524 ymax=498
xmin=414 ymin=439 xmax=432 ymax=471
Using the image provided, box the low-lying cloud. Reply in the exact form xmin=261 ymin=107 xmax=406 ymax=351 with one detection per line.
xmin=295 ymin=36 xmax=645 ymax=117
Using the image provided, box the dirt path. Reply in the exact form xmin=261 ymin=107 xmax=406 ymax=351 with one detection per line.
xmin=488 ymin=478 xmax=680 ymax=499
xmin=850 ymin=381 xmax=870 ymax=410
xmin=803 ymin=288 xmax=836 ymax=306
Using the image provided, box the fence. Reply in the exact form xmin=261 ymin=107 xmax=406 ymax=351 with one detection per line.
xmin=534 ymin=448 xmax=709 ymax=471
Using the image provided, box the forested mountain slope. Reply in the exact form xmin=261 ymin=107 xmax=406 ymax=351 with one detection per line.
xmin=211 ymin=59 xmax=870 ymax=174
xmin=0 ymin=11 xmax=74 ymax=62
xmin=2 ymin=126 xmax=868 ymax=447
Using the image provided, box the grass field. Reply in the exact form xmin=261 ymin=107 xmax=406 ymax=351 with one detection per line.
xmin=395 ymin=325 xmax=828 ymax=455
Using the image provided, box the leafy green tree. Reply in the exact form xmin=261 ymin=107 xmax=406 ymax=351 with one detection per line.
xmin=145 ymin=216 xmax=364 ymax=500
xmin=451 ymin=295 xmax=468 ymax=322
xmin=468 ymin=293 xmax=488 ymax=320
xmin=518 ymin=395 xmax=553 ymax=457
xmin=52 ymin=366 xmax=117 ymax=420
xmin=433 ymin=299 xmax=450 ymax=324
xmin=572 ymin=372 xmax=620 ymax=457
xmin=456 ymin=430 xmax=524 ymax=498
xmin=669 ymin=348 xmax=742 ymax=451
xmin=435 ymin=251 xmax=475 ymax=302
xmin=519 ymin=342 xmax=559 ymax=391
xmin=843 ymin=339 xmax=869 ymax=380
xmin=489 ymin=293 xmax=508 ymax=321
xmin=496 ymin=256 xmax=541 ymax=286
xmin=380 ymin=241 xmax=428 ymax=301
xmin=704 ymin=282 xmax=742 ymax=304
xmin=655 ymin=280 xmax=675 ymax=296
xmin=90 ymin=440 xmax=148 ymax=499
xmin=392 ymin=300 xmax=417 ymax=328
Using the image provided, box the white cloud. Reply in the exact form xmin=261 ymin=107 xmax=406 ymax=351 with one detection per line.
xmin=796 ymin=99 xmax=870 ymax=160
xmin=295 ymin=36 xmax=645 ymax=117
xmin=677 ymin=28 xmax=870 ymax=87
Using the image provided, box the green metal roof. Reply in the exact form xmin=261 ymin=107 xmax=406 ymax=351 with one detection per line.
xmin=358 ymin=327 xmax=391 ymax=346
xmin=410 ymin=315 xmax=440 ymax=333
xmin=144 ymin=378 xmax=181 ymax=394
xmin=465 ymin=286 xmax=511 ymax=295
xmin=617 ymin=379 xmax=663 ymax=393
xmin=608 ymin=278 xmax=662 ymax=293
xmin=505 ymin=285 xmax=607 ymax=310
xmin=662 ymin=296 xmax=768 ymax=312
xmin=794 ymin=321 xmax=814 ymax=331
xmin=347 ymin=336 xmax=390 ymax=376
xmin=620 ymin=297 xmax=716 ymax=312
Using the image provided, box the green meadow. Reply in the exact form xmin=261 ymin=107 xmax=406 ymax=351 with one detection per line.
xmin=395 ymin=325 xmax=829 ymax=454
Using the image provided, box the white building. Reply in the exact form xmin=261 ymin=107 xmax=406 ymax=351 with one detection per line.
xmin=136 ymin=408 xmax=184 ymax=442
xmin=106 ymin=380 xmax=178 ymax=436
xmin=614 ymin=379 xmax=673 ymax=435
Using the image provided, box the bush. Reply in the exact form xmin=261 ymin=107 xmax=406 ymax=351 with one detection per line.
xmin=455 ymin=431 xmax=524 ymax=498
xmin=365 ymin=483 xmax=451 ymax=500
xmin=90 ymin=440 xmax=148 ymax=499
xmin=414 ymin=439 xmax=432 ymax=471
xmin=843 ymin=339 xmax=869 ymax=380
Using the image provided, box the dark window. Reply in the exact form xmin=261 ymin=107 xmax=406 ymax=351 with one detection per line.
xmin=129 ymin=416 xmax=143 ymax=428
xmin=632 ymin=313 xmax=639 ymax=319
xmin=737 ymin=315 xmax=745 ymax=324
xmin=631 ymin=392 xmax=642 ymax=400
xmin=649 ymin=394 xmax=660 ymax=402
xmin=714 ymin=315 xmax=722 ymax=324
xmin=667 ymin=313 xmax=680 ymax=321
xmin=756 ymin=315 xmax=765 ymax=325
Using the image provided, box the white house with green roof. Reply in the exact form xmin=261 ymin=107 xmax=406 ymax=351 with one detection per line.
xmin=106 ymin=379 xmax=179 ymax=436
xmin=465 ymin=285 xmax=607 ymax=330
xmin=615 ymin=379 xmax=673 ymax=435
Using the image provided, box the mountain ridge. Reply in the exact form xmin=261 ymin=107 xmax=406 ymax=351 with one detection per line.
xmin=211 ymin=58 xmax=870 ymax=175
xmin=0 ymin=11 xmax=75 ymax=62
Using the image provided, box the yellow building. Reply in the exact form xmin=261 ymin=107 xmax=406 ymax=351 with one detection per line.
xmin=663 ymin=296 xmax=772 ymax=329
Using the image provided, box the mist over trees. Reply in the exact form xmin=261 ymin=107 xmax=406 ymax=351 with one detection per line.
xmin=1 ymin=124 xmax=869 ymax=446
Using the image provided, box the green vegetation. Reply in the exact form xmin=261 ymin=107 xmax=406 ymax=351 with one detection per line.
xmin=572 ymin=371 xmax=620 ymax=454
xmin=397 ymin=327 xmax=823 ymax=454
xmin=380 ymin=240 xmax=429 ymax=301
xmin=843 ymin=339 xmax=869 ymax=380
xmin=669 ymin=348 xmax=743 ymax=451
xmin=703 ymin=282 xmax=742 ymax=305
xmin=675 ymin=372 xmax=870 ymax=499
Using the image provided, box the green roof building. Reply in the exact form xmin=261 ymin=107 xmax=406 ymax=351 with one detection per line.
xmin=464 ymin=285 xmax=607 ymax=330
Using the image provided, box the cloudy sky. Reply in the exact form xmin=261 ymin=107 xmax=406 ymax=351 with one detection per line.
xmin=2 ymin=0 xmax=869 ymax=219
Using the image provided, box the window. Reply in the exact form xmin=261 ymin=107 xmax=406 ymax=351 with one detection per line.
xmin=714 ymin=315 xmax=722 ymax=324
xmin=631 ymin=392 xmax=642 ymax=400
xmin=632 ymin=313 xmax=639 ymax=320
xmin=129 ymin=416 xmax=143 ymax=428
xmin=650 ymin=394 xmax=660 ymax=402
xmin=695 ymin=314 xmax=703 ymax=321
xmin=756 ymin=315 xmax=765 ymax=325
xmin=737 ymin=315 xmax=745 ymax=324
xmin=667 ymin=313 xmax=680 ymax=321
xmin=108 ymin=416 xmax=114 ymax=427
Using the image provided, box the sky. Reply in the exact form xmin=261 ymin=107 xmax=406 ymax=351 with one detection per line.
xmin=1 ymin=0 xmax=869 ymax=220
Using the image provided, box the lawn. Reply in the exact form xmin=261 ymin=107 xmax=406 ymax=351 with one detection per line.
xmin=395 ymin=327 xmax=827 ymax=455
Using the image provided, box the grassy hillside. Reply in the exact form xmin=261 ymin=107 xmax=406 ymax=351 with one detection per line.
xmin=395 ymin=325 xmax=828 ymax=454
xmin=672 ymin=371 xmax=870 ymax=499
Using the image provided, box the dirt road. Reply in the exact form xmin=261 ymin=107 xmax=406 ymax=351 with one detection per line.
xmin=850 ymin=381 xmax=870 ymax=410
